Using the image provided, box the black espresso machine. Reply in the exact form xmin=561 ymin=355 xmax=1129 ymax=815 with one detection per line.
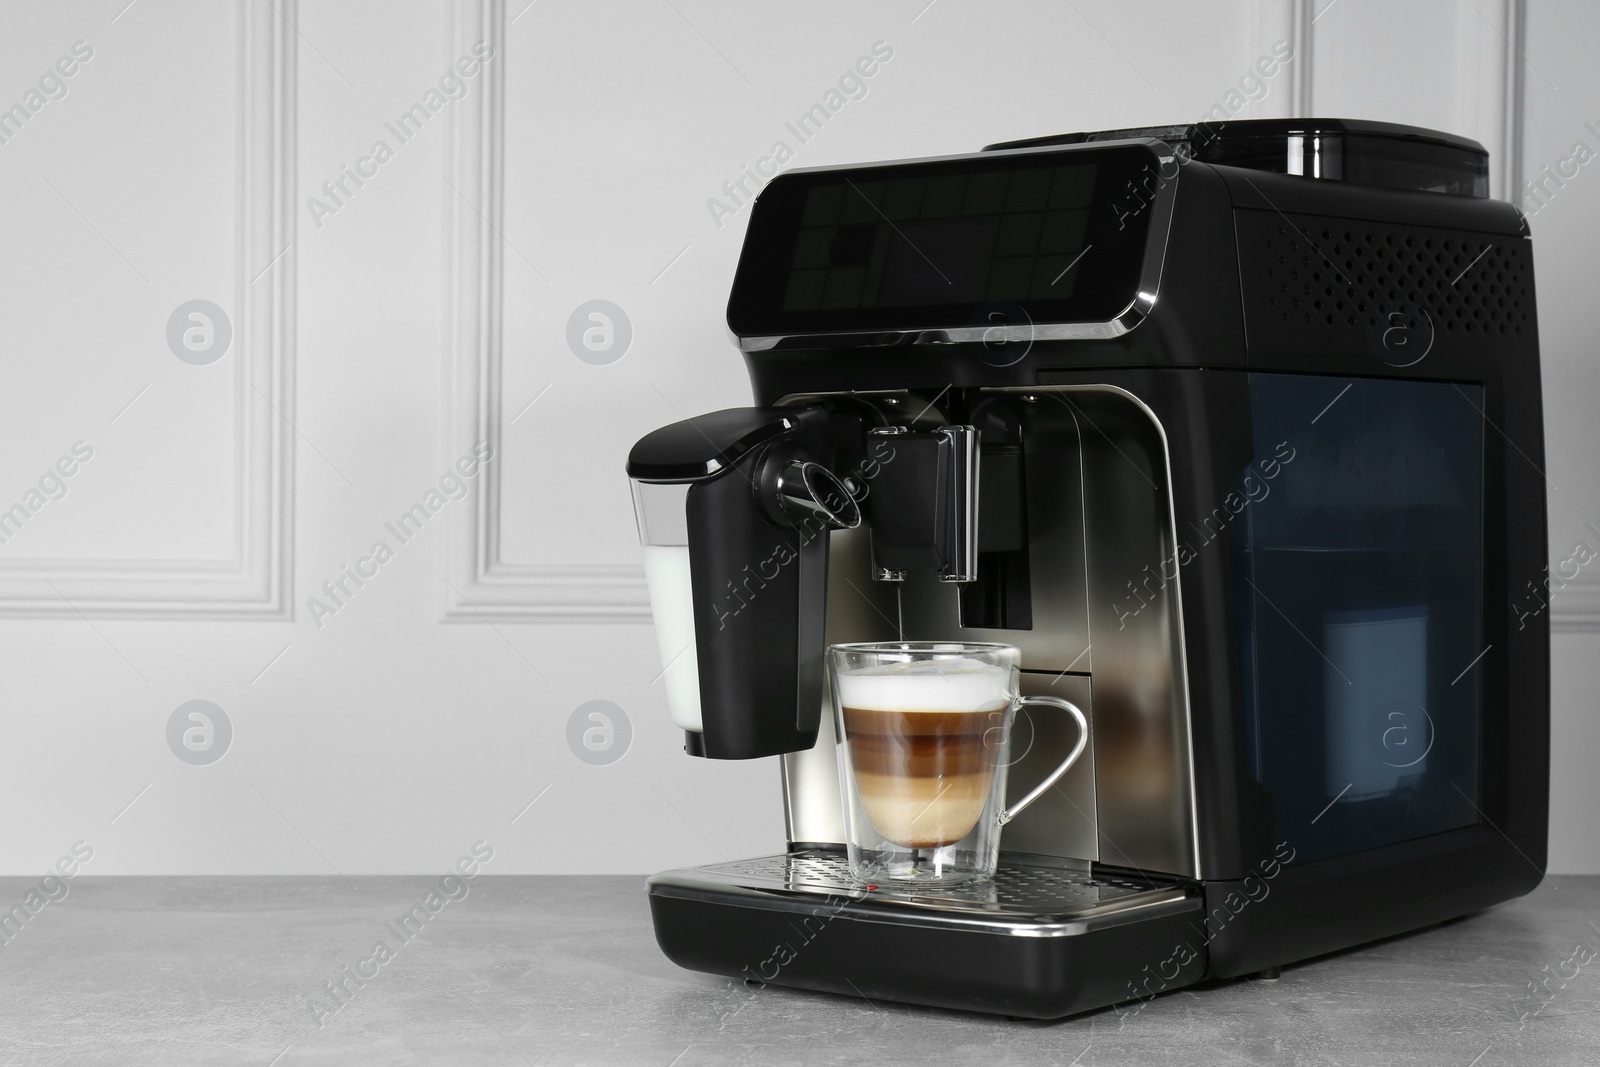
xmin=625 ymin=119 xmax=1548 ymax=1019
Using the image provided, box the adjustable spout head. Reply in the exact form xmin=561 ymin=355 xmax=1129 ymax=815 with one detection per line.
xmin=762 ymin=456 xmax=861 ymax=532
xmin=861 ymin=423 xmax=980 ymax=584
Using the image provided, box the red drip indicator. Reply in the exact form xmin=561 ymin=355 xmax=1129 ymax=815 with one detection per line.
xmin=864 ymin=884 xmax=878 ymax=891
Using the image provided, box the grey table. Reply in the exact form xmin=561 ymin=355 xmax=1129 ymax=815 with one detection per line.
xmin=0 ymin=875 xmax=1596 ymax=1066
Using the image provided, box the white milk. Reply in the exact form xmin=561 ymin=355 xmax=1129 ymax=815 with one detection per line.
xmin=643 ymin=545 xmax=702 ymax=732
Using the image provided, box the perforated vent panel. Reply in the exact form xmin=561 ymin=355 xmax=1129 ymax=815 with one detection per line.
xmin=1236 ymin=210 xmax=1533 ymax=358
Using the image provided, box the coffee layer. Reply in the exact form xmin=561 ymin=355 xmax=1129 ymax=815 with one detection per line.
xmin=842 ymin=706 xmax=999 ymax=848
xmin=853 ymin=769 xmax=991 ymax=849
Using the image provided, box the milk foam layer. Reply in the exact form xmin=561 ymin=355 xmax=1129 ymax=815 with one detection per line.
xmin=835 ymin=658 xmax=1011 ymax=713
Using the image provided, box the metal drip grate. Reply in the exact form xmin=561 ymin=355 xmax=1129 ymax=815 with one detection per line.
xmin=688 ymin=850 xmax=1176 ymax=920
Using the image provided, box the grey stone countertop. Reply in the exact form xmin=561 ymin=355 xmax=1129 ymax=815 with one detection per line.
xmin=0 ymin=874 xmax=1596 ymax=1066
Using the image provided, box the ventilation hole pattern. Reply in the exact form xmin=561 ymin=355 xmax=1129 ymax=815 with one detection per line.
xmin=1255 ymin=219 xmax=1531 ymax=338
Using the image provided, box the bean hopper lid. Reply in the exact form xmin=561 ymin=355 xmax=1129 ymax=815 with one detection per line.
xmin=986 ymin=118 xmax=1489 ymax=199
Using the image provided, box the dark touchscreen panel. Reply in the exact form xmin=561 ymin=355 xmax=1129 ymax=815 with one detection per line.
xmin=728 ymin=144 xmax=1163 ymax=339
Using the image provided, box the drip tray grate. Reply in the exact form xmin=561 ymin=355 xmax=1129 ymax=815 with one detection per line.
xmin=651 ymin=850 xmax=1199 ymax=933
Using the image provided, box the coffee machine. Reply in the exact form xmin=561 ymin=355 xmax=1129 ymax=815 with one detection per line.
xmin=626 ymin=119 xmax=1548 ymax=1019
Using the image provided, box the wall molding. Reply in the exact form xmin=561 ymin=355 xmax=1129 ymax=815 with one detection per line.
xmin=1503 ymin=0 xmax=1526 ymax=199
xmin=1550 ymin=574 xmax=1600 ymax=634
xmin=0 ymin=0 xmax=294 ymax=619
xmin=1288 ymin=0 xmax=1315 ymax=117
xmin=441 ymin=0 xmax=648 ymax=623
xmin=1455 ymin=0 xmax=1526 ymax=200
xmin=1249 ymin=0 xmax=1314 ymax=117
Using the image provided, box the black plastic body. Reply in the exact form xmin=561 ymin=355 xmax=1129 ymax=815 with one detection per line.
xmin=643 ymin=123 xmax=1549 ymax=1015
xmin=648 ymin=871 xmax=1207 ymax=1020
xmin=989 ymin=117 xmax=1491 ymax=198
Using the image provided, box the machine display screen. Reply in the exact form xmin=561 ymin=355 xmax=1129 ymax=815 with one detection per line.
xmin=726 ymin=144 xmax=1162 ymax=339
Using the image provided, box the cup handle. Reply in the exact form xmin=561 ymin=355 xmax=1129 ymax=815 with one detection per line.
xmin=997 ymin=696 xmax=1089 ymax=826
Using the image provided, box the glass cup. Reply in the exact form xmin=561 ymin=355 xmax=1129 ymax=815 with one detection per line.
xmin=827 ymin=641 xmax=1088 ymax=886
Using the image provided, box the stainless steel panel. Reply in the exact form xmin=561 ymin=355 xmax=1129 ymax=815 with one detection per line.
xmin=778 ymin=385 xmax=1199 ymax=880
xmin=877 ymin=392 xmax=1102 ymax=864
xmin=895 ymin=391 xmax=1093 ymax=671
xmin=1052 ymin=387 xmax=1200 ymax=879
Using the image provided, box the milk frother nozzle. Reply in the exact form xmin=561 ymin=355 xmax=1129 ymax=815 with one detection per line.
xmin=764 ymin=457 xmax=861 ymax=531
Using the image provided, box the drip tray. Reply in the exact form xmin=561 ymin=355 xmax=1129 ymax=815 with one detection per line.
xmin=649 ymin=849 xmax=1198 ymax=937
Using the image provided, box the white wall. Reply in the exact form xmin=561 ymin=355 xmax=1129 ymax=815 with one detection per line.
xmin=0 ymin=0 xmax=1592 ymax=875
xmin=1523 ymin=0 xmax=1600 ymax=874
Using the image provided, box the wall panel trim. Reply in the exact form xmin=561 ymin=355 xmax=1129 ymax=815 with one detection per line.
xmin=0 ymin=0 xmax=295 ymax=619
xmin=441 ymin=0 xmax=649 ymax=623
xmin=1551 ymin=575 xmax=1600 ymax=634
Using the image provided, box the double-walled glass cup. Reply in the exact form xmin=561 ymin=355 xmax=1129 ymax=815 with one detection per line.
xmin=827 ymin=642 xmax=1088 ymax=885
